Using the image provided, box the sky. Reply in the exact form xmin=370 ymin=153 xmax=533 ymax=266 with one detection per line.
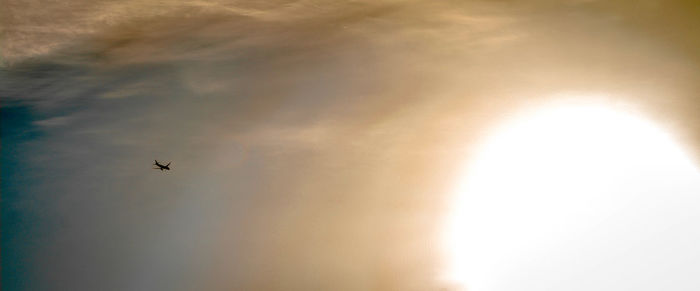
xmin=2 ymin=1 xmax=700 ymax=290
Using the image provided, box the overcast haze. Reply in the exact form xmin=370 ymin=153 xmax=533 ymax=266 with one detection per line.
xmin=2 ymin=1 xmax=700 ymax=290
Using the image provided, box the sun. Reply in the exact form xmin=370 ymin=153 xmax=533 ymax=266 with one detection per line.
xmin=442 ymin=99 xmax=700 ymax=291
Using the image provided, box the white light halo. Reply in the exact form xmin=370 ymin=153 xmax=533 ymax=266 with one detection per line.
xmin=442 ymin=98 xmax=700 ymax=291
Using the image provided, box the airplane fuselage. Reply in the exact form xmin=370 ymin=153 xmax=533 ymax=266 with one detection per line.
xmin=154 ymin=160 xmax=171 ymax=171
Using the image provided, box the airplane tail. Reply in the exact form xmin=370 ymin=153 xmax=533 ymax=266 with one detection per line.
xmin=154 ymin=160 xmax=158 ymax=165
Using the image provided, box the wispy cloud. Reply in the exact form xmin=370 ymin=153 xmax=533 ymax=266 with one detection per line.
xmin=3 ymin=1 xmax=700 ymax=290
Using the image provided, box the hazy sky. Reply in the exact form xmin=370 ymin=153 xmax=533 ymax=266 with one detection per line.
xmin=2 ymin=1 xmax=700 ymax=290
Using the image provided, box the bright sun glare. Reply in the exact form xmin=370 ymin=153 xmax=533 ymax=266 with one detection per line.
xmin=444 ymin=99 xmax=700 ymax=291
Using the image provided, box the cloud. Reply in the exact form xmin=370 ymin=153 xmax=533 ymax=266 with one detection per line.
xmin=2 ymin=1 xmax=700 ymax=291
xmin=32 ymin=115 xmax=74 ymax=127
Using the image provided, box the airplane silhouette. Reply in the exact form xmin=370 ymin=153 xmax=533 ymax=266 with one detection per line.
xmin=153 ymin=160 xmax=171 ymax=171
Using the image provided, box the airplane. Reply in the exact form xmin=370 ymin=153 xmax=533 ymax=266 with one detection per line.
xmin=153 ymin=160 xmax=171 ymax=171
